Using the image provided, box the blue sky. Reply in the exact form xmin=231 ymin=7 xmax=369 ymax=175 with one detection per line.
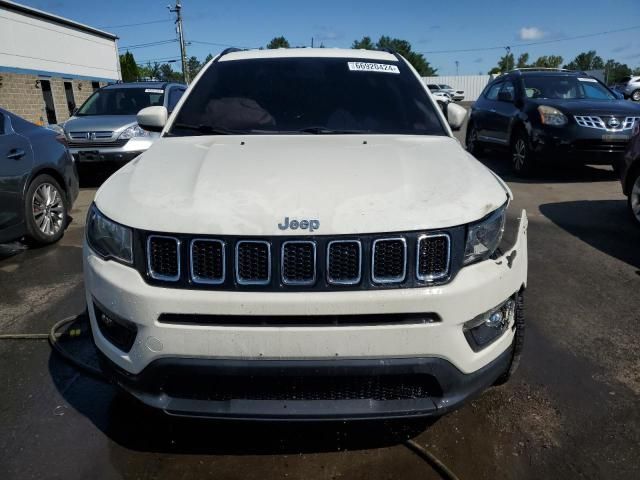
xmin=21 ymin=0 xmax=640 ymax=75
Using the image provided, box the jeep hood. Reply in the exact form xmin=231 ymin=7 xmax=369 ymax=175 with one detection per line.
xmin=95 ymin=135 xmax=509 ymax=235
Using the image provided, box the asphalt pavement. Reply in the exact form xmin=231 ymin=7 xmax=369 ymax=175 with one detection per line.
xmin=1 ymin=124 xmax=639 ymax=479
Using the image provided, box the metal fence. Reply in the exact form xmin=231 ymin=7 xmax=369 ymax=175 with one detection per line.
xmin=422 ymin=75 xmax=492 ymax=102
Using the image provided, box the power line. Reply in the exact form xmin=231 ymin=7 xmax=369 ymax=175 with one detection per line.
xmin=99 ymin=19 xmax=173 ymax=29
xmin=420 ymin=24 xmax=640 ymax=55
xmin=189 ymin=39 xmax=253 ymax=49
xmin=118 ymin=39 xmax=177 ymax=50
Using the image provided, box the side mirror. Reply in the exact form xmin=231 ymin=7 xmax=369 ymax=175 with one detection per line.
xmin=137 ymin=106 xmax=168 ymax=132
xmin=498 ymin=91 xmax=514 ymax=102
xmin=613 ymin=90 xmax=624 ymax=100
xmin=446 ymin=102 xmax=466 ymax=131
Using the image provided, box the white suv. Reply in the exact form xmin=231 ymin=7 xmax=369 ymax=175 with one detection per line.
xmin=84 ymin=48 xmax=528 ymax=420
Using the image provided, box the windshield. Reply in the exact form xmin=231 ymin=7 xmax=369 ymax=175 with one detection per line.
xmin=76 ymin=88 xmax=165 ymax=116
xmin=169 ymin=57 xmax=446 ymax=136
xmin=439 ymin=84 xmax=453 ymax=89
xmin=522 ymin=75 xmax=616 ymax=100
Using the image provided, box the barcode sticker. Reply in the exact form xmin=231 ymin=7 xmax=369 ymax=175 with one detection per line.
xmin=145 ymin=88 xmax=164 ymax=93
xmin=578 ymin=78 xmax=598 ymax=83
xmin=347 ymin=62 xmax=400 ymax=74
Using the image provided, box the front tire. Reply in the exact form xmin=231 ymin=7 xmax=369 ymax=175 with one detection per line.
xmin=629 ymin=172 xmax=640 ymax=226
xmin=510 ymin=130 xmax=535 ymax=176
xmin=24 ymin=174 xmax=67 ymax=245
xmin=631 ymin=89 xmax=640 ymax=102
xmin=466 ymin=122 xmax=484 ymax=156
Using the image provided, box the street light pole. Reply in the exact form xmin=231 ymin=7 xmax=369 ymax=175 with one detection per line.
xmin=169 ymin=1 xmax=189 ymax=84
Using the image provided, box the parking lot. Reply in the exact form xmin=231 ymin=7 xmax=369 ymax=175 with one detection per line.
xmin=1 ymin=119 xmax=639 ymax=480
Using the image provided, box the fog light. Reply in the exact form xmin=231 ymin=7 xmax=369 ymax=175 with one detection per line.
xmin=93 ymin=300 xmax=137 ymax=353
xmin=464 ymin=297 xmax=515 ymax=352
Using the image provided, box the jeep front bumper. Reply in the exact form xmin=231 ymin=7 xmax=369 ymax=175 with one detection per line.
xmin=84 ymin=211 xmax=528 ymax=419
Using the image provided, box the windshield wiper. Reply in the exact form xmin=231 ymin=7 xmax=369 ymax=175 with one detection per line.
xmin=170 ymin=123 xmax=248 ymax=135
xmin=297 ymin=126 xmax=371 ymax=134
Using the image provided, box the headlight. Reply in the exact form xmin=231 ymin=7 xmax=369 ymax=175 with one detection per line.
xmin=537 ymin=105 xmax=567 ymax=126
xmin=118 ymin=124 xmax=150 ymax=140
xmin=86 ymin=205 xmax=133 ymax=264
xmin=464 ymin=204 xmax=506 ymax=265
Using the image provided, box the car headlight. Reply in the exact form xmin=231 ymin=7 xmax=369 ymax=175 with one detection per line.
xmin=537 ymin=105 xmax=567 ymax=126
xmin=464 ymin=204 xmax=507 ymax=265
xmin=86 ymin=205 xmax=133 ymax=264
xmin=118 ymin=124 xmax=151 ymax=140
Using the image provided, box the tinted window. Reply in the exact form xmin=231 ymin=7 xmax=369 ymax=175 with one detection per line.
xmin=76 ymin=88 xmax=165 ymax=116
xmin=0 ymin=113 xmax=5 ymax=134
xmin=485 ymin=82 xmax=503 ymax=100
xmin=171 ymin=57 xmax=446 ymax=136
xmin=168 ymin=88 xmax=185 ymax=111
xmin=500 ymin=81 xmax=515 ymax=101
xmin=522 ymin=75 xmax=615 ymax=100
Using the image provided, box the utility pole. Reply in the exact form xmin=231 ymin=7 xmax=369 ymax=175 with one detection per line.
xmin=169 ymin=1 xmax=189 ymax=84
xmin=455 ymin=60 xmax=459 ymax=76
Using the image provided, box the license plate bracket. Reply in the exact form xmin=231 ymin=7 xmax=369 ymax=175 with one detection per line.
xmin=602 ymin=134 xmax=629 ymax=142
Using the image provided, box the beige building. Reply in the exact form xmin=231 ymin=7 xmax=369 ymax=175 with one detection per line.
xmin=0 ymin=0 xmax=120 ymax=124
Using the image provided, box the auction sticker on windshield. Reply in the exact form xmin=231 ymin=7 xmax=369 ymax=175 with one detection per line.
xmin=145 ymin=89 xmax=164 ymax=93
xmin=347 ymin=62 xmax=400 ymax=74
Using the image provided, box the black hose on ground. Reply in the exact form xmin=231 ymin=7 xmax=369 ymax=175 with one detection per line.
xmin=403 ymin=439 xmax=462 ymax=480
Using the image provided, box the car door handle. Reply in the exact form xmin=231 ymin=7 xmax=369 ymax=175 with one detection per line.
xmin=7 ymin=149 xmax=25 ymax=160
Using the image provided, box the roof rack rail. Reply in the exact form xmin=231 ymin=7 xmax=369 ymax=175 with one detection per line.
xmin=510 ymin=67 xmax=572 ymax=73
xmin=217 ymin=47 xmax=243 ymax=60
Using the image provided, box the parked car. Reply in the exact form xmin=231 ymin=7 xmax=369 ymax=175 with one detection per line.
xmin=0 ymin=108 xmax=78 ymax=245
xmin=85 ymin=48 xmax=528 ymax=420
xmin=619 ymin=120 xmax=640 ymax=225
xmin=428 ymin=84 xmax=465 ymax=101
xmin=466 ymin=69 xmax=640 ymax=175
xmin=612 ymin=76 xmax=640 ymax=102
xmin=62 ymin=81 xmax=186 ymax=166
xmin=430 ymin=90 xmax=452 ymax=113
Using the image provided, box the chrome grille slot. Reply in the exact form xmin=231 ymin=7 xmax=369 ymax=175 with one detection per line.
xmin=417 ymin=234 xmax=450 ymax=281
xmin=281 ymin=241 xmax=316 ymax=285
xmin=372 ymin=238 xmax=407 ymax=283
xmin=69 ymin=139 xmax=128 ymax=149
xmin=327 ymin=240 xmax=361 ymax=285
xmin=236 ymin=240 xmax=271 ymax=285
xmin=147 ymin=235 xmax=180 ymax=281
xmin=190 ymin=239 xmax=225 ymax=284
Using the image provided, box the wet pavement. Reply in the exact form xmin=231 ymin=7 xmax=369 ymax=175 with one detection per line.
xmin=1 ymin=128 xmax=639 ymax=479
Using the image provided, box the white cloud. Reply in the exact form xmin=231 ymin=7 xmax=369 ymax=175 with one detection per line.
xmin=519 ymin=27 xmax=546 ymax=41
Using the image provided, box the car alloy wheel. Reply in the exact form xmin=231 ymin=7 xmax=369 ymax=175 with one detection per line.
xmin=631 ymin=175 xmax=640 ymax=224
xmin=466 ymin=124 xmax=483 ymax=155
xmin=512 ymin=138 xmax=527 ymax=171
xmin=632 ymin=90 xmax=640 ymax=102
xmin=32 ymin=182 xmax=64 ymax=236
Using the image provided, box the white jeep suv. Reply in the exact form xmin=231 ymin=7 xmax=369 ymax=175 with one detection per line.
xmin=84 ymin=48 xmax=528 ymax=420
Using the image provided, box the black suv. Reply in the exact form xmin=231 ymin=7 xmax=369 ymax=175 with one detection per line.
xmin=466 ymin=69 xmax=640 ymax=174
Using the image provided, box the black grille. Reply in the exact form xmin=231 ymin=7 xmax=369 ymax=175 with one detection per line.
xmin=164 ymin=374 xmax=435 ymax=402
xmin=147 ymin=236 xmax=180 ymax=280
xmin=191 ymin=240 xmax=225 ymax=283
xmin=68 ymin=139 xmax=128 ymax=149
xmin=372 ymin=239 xmax=406 ymax=282
xmin=236 ymin=241 xmax=270 ymax=284
xmin=282 ymin=241 xmax=315 ymax=285
xmin=328 ymin=241 xmax=361 ymax=284
xmin=417 ymin=235 xmax=450 ymax=281
xmin=573 ymin=140 xmax=627 ymax=153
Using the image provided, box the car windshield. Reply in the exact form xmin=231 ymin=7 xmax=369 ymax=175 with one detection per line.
xmin=169 ymin=57 xmax=446 ymax=136
xmin=76 ymin=88 xmax=165 ymax=116
xmin=439 ymin=84 xmax=453 ymax=89
xmin=522 ymin=75 xmax=616 ymax=100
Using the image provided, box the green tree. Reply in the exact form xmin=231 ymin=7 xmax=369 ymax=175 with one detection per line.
xmin=267 ymin=36 xmax=290 ymax=49
xmin=516 ymin=53 xmax=530 ymax=68
xmin=119 ymin=51 xmax=139 ymax=82
xmin=533 ymin=55 xmax=563 ymax=68
xmin=186 ymin=56 xmax=202 ymax=80
xmin=204 ymin=53 xmax=214 ymax=64
xmin=158 ymin=63 xmax=182 ymax=82
xmin=350 ymin=35 xmax=437 ymax=76
xmin=352 ymin=36 xmax=375 ymax=50
xmin=603 ymin=59 xmax=632 ymax=84
xmin=490 ymin=52 xmax=515 ymax=74
xmin=564 ymin=50 xmax=604 ymax=71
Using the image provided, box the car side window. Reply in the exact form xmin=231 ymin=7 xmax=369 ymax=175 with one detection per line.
xmin=485 ymin=82 xmax=503 ymax=100
xmin=0 ymin=113 xmax=5 ymax=135
xmin=168 ymin=88 xmax=186 ymax=112
xmin=499 ymin=81 xmax=515 ymax=101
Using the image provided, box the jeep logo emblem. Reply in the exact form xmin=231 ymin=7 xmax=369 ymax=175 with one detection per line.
xmin=278 ymin=217 xmax=320 ymax=232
